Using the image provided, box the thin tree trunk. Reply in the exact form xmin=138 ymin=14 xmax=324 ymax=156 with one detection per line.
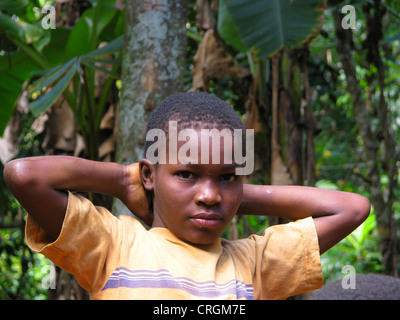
xmin=303 ymin=48 xmax=317 ymax=186
xmin=114 ymin=0 xmax=188 ymax=216
xmin=333 ymin=9 xmax=397 ymax=276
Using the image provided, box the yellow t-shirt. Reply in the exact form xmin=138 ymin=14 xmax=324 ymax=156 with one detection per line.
xmin=26 ymin=192 xmax=323 ymax=300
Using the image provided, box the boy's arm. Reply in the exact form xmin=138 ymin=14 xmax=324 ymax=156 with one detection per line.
xmin=237 ymin=184 xmax=370 ymax=254
xmin=4 ymin=156 xmax=150 ymax=241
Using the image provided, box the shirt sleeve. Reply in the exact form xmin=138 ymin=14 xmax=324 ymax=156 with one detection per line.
xmin=25 ymin=191 xmax=134 ymax=293
xmin=252 ymin=217 xmax=323 ymax=299
xmin=221 ymin=217 xmax=323 ymax=300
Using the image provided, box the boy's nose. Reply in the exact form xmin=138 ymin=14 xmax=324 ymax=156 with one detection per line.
xmin=194 ymin=180 xmax=222 ymax=206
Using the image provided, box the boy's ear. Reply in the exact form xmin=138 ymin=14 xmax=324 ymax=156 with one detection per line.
xmin=139 ymin=159 xmax=155 ymax=191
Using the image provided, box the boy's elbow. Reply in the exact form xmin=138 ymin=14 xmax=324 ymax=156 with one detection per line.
xmin=4 ymin=159 xmax=37 ymax=193
xmin=351 ymin=194 xmax=371 ymax=226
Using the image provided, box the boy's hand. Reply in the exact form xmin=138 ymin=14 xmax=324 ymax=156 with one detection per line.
xmin=123 ymin=163 xmax=153 ymax=226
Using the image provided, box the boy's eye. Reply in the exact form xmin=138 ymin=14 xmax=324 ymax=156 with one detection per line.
xmin=176 ymin=171 xmax=195 ymax=179
xmin=219 ymin=174 xmax=237 ymax=182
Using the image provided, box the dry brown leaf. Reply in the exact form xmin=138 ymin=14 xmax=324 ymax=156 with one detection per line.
xmin=0 ymin=111 xmax=21 ymax=165
xmin=100 ymin=104 xmax=115 ymax=130
xmin=73 ymin=133 xmax=86 ymax=157
xmin=98 ymin=135 xmax=115 ymax=159
xmin=190 ymin=29 xmax=240 ymax=91
xmin=271 ymin=145 xmax=292 ymax=185
xmin=31 ymin=112 xmax=49 ymax=134
xmin=42 ymin=98 xmax=77 ymax=153
xmin=0 ymin=90 xmax=28 ymax=164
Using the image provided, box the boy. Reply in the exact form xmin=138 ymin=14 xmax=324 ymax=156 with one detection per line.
xmin=4 ymin=92 xmax=370 ymax=300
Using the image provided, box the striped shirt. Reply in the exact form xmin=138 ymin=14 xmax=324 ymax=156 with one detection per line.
xmin=26 ymin=192 xmax=323 ymax=299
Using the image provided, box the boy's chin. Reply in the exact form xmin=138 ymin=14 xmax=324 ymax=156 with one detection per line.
xmin=175 ymin=229 xmax=222 ymax=246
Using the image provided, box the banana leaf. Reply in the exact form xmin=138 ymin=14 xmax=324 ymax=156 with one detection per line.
xmin=220 ymin=0 xmax=326 ymax=59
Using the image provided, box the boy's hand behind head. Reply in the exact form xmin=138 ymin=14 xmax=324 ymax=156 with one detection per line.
xmin=123 ymin=163 xmax=153 ymax=226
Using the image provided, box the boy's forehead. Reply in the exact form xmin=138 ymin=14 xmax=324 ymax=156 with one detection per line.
xmin=145 ymin=120 xmax=253 ymax=174
xmin=165 ymin=128 xmax=239 ymax=165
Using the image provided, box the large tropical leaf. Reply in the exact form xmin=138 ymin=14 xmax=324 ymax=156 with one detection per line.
xmin=217 ymin=0 xmax=246 ymax=53
xmin=82 ymin=34 xmax=123 ymax=57
xmin=29 ymin=58 xmax=76 ymax=95
xmin=0 ymin=0 xmax=29 ymax=12
xmin=222 ymin=0 xmax=326 ymax=59
xmin=65 ymin=0 xmax=117 ymax=59
xmin=80 ymin=34 xmax=123 ymax=79
xmin=29 ymin=58 xmax=79 ymax=116
xmin=29 ymin=36 xmax=123 ymax=116
xmin=0 ymin=0 xmax=120 ymax=136
xmin=0 ymin=27 xmax=70 ymax=136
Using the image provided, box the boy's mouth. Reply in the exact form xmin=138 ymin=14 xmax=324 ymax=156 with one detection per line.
xmin=190 ymin=212 xmax=223 ymax=229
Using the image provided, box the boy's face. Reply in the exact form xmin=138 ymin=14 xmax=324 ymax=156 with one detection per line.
xmin=140 ymin=129 xmax=243 ymax=245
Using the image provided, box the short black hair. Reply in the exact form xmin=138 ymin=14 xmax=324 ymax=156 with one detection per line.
xmin=143 ymin=91 xmax=244 ymax=157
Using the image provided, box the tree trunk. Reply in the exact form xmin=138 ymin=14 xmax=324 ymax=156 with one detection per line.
xmin=333 ymin=9 xmax=397 ymax=276
xmin=114 ymin=0 xmax=188 ymax=216
xmin=269 ymin=49 xmax=314 ymax=226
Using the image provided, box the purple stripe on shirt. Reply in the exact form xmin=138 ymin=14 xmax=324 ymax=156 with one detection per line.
xmin=102 ymin=267 xmax=254 ymax=300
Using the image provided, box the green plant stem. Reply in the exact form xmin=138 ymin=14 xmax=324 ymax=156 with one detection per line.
xmin=82 ymin=66 xmax=98 ymax=160
xmin=96 ymin=75 xmax=114 ymax=129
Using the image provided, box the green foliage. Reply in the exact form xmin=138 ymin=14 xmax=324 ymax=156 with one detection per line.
xmin=218 ymin=0 xmax=326 ymax=59
xmin=0 ymin=0 xmax=58 ymax=137
xmin=65 ymin=0 xmax=117 ymax=59
xmin=29 ymin=35 xmax=123 ymax=116
xmin=217 ymin=0 xmax=246 ymax=53
xmin=322 ymin=208 xmax=382 ymax=282
xmin=0 ymin=224 xmax=51 ymax=300
xmin=0 ymin=0 xmax=124 ymax=139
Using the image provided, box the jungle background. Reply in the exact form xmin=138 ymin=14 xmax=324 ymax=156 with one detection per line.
xmin=0 ymin=0 xmax=399 ymax=299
